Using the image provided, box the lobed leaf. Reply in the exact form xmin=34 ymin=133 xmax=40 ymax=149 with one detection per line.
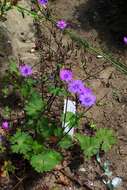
xmin=95 ymin=128 xmax=116 ymax=152
xmin=25 ymin=91 xmax=44 ymax=116
xmin=58 ymin=135 xmax=73 ymax=149
xmin=30 ymin=150 xmax=62 ymax=172
xmin=76 ymin=133 xmax=100 ymax=158
xmin=10 ymin=130 xmax=33 ymax=155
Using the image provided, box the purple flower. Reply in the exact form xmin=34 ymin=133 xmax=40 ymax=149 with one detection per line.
xmin=68 ymin=80 xmax=84 ymax=94
xmin=56 ymin=20 xmax=67 ymax=30
xmin=2 ymin=121 xmax=9 ymax=130
xmin=60 ymin=69 xmax=72 ymax=82
xmin=38 ymin=0 xmax=48 ymax=5
xmin=123 ymin=36 xmax=127 ymax=44
xmin=79 ymin=87 xmax=92 ymax=95
xmin=79 ymin=93 xmax=96 ymax=107
xmin=19 ymin=64 xmax=32 ymax=77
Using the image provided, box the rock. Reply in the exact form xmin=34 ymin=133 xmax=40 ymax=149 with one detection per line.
xmin=97 ymin=55 xmax=103 ymax=58
xmin=111 ymin=177 xmax=123 ymax=188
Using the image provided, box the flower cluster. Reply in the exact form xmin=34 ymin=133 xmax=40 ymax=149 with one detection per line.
xmin=60 ymin=69 xmax=96 ymax=107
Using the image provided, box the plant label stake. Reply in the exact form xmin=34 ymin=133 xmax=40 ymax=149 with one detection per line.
xmin=62 ymin=99 xmax=76 ymax=137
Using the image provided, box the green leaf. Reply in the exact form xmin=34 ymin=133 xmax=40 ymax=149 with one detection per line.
xmin=76 ymin=134 xmax=100 ymax=159
xmin=25 ymin=92 xmax=44 ymax=116
xmin=10 ymin=130 xmax=33 ymax=155
xmin=32 ymin=141 xmax=45 ymax=154
xmin=4 ymin=5 xmax=12 ymax=12
xmin=48 ymin=86 xmax=68 ymax=96
xmin=20 ymin=84 xmax=31 ymax=97
xmin=95 ymin=128 xmax=116 ymax=152
xmin=30 ymin=150 xmax=62 ymax=172
xmin=36 ymin=117 xmax=53 ymax=138
xmin=9 ymin=61 xmax=19 ymax=74
xmin=20 ymin=79 xmax=36 ymax=98
xmin=25 ymin=78 xmax=37 ymax=86
xmin=58 ymin=135 xmax=73 ymax=149
xmin=90 ymin=122 xmax=97 ymax=130
xmin=2 ymin=87 xmax=9 ymax=97
xmin=62 ymin=112 xmax=79 ymax=128
xmin=0 ymin=143 xmax=6 ymax=153
xmin=29 ymin=11 xmax=38 ymax=18
xmin=2 ymin=106 xmax=11 ymax=118
xmin=54 ymin=128 xmax=63 ymax=138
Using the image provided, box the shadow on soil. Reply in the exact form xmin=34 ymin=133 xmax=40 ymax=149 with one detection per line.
xmin=69 ymin=145 xmax=84 ymax=172
xmin=0 ymin=26 xmax=12 ymax=69
xmin=75 ymin=0 xmax=127 ymax=52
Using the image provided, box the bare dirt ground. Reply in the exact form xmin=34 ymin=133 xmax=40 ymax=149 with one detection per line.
xmin=0 ymin=0 xmax=127 ymax=190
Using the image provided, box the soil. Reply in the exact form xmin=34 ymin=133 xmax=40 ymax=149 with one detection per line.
xmin=0 ymin=0 xmax=127 ymax=190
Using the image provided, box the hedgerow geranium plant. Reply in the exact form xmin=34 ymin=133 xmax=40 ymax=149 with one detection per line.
xmin=0 ymin=0 xmax=117 ymax=177
xmin=0 ymin=60 xmax=116 ymax=174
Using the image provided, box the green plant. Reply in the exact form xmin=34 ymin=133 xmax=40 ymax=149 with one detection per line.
xmin=76 ymin=128 xmax=116 ymax=159
xmin=1 ymin=52 xmax=116 ymax=175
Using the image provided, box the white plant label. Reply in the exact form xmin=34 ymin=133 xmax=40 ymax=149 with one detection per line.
xmin=62 ymin=99 xmax=76 ymax=137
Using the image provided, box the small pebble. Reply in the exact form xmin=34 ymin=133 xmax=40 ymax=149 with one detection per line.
xmin=111 ymin=177 xmax=123 ymax=188
xmin=97 ymin=55 xmax=103 ymax=58
xmin=30 ymin=48 xmax=35 ymax=53
xmin=79 ymin=167 xmax=86 ymax=172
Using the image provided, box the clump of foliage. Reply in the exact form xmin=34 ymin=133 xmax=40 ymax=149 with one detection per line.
xmin=10 ymin=130 xmax=62 ymax=172
xmin=0 ymin=61 xmax=116 ymax=174
xmin=76 ymin=128 xmax=116 ymax=159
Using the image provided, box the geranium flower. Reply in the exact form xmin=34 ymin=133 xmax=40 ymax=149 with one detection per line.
xmin=2 ymin=121 xmax=9 ymax=130
xmin=79 ymin=87 xmax=92 ymax=95
xmin=60 ymin=69 xmax=72 ymax=82
xmin=38 ymin=0 xmax=48 ymax=6
xmin=79 ymin=93 xmax=96 ymax=107
xmin=123 ymin=36 xmax=127 ymax=44
xmin=19 ymin=64 xmax=32 ymax=77
xmin=56 ymin=20 xmax=67 ymax=30
xmin=68 ymin=80 xmax=84 ymax=94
